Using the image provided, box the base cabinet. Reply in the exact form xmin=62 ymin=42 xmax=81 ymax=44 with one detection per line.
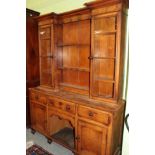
xmin=30 ymin=102 xmax=47 ymax=134
xmin=29 ymin=90 xmax=125 ymax=155
xmin=77 ymin=120 xmax=107 ymax=155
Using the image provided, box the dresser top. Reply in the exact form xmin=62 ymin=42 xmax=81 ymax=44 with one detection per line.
xmin=30 ymin=86 xmax=125 ymax=114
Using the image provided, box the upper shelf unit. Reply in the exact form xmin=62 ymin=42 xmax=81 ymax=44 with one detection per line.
xmin=35 ymin=0 xmax=128 ymax=103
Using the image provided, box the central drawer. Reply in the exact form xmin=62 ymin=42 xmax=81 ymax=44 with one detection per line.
xmin=48 ymin=98 xmax=76 ymax=115
xmin=78 ymin=105 xmax=110 ymax=125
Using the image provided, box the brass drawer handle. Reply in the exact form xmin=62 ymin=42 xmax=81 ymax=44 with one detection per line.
xmin=88 ymin=111 xmax=94 ymax=117
xmin=66 ymin=105 xmax=71 ymax=111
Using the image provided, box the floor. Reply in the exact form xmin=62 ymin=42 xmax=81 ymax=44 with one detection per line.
xmin=26 ymin=128 xmax=74 ymax=155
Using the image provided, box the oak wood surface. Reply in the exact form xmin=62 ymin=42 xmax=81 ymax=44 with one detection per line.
xmin=28 ymin=0 xmax=128 ymax=154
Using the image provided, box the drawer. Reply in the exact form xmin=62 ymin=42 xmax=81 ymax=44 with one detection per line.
xmin=78 ymin=105 xmax=110 ymax=125
xmin=48 ymin=98 xmax=76 ymax=114
xmin=39 ymin=27 xmax=51 ymax=39
xmin=30 ymin=92 xmax=47 ymax=105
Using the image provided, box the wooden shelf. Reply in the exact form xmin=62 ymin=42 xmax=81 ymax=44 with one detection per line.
xmin=60 ymin=83 xmax=89 ymax=91
xmin=51 ymin=127 xmax=75 ymax=149
xmin=94 ymin=30 xmax=116 ymax=35
xmin=95 ymin=77 xmax=115 ymax=83
xmin=58 ymin=67 xmax=90 ymax=72
xmin=57 ymin=44 xmax=90 ymax=47
xmin=91 ymin=56 xmax=116 ymax=59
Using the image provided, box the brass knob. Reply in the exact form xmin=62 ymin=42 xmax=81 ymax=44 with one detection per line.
xmin=75 ymin=136 xmax=80 ymax=140
xmin=66 ymin=105 xmax=70 ymax=111
xmin=88 ymin=111 xmax=94 ymax=117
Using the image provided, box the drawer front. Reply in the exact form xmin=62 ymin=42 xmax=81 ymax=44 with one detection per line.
xmin=39 ymin=27 xmax=51 ymax=39
xmin=57 ymin=100 xmax=76 ymax=114
xmin=78 ymin=105 xmax=110 ymax=125
xmin=30 ymin=92 xmax=47 ymax=105
xmin=48 ymin=98 xmax=75 ymax=114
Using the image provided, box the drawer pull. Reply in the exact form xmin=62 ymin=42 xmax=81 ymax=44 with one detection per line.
xmin=66 ymin=105 xmax=70 ymax=111
xmin=49 ymin=100 xmax=54 ymax=105
xmin=88 ymin=111 xmax=94 ymax=117
xmin=75 ymin=136 xmax=80 ymax=140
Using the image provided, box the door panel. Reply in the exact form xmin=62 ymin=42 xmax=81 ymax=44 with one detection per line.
xmin=92 ymin=80 xmax=114 ymax=98
xmin=63 ymin=22 xmax=78 ymax=45
xmin=31 ymin=102 xmax=47 ymax=134
xmin=39 ymin=25 xmax=54 ymax=87
xmin=91 ymin=58 xmax=115 ymax=98
xmin=91 ymin=13 xmax=118 ymax=99
xmin=40 ymin=57 xmax=52 ymax=86
xmin=35 ymin=103 xmax=47 ymax=133
xmin=94 ymin=34 xmax=116 ymax=57
xmin=93 ymin=59 xmax=115 ymax=80
xmin=94 ymin=16 xmax=116 ymax=32
xmin=77 ymin=120 xmax=107 ymax=155
xmin=40 ymin=39 xmax=51 ymax=56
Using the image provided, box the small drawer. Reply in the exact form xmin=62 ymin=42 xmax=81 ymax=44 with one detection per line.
xmin=30 ymin=92 xmax=47 ymax=105
xmin=78 ymin=105 xmax=110 ymax=125
xmin=48 ymin=98 xmax=55 ymax=106
xmin=55 ymin=100 xmax=76 ymax=114
xmin=39 ymin=27 xmax=51 ymax=39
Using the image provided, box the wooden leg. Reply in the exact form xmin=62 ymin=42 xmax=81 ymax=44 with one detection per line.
xmin=31 ymin=129 xmax=36 ymax=134
xmin=47 ymin=138 xmax=52 ymax=144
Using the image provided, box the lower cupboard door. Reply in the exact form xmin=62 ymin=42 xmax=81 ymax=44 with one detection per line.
xmin=77 ymin=120 xmax=107 ymax=155
xmin=33 ymin=103 xmax=47 ymax=134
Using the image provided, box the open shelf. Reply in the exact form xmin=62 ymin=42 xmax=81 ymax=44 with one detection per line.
xmin=51 ymin=127 xmax=75 ymax=149
xmin=60 ymin=82 xmax=89 ymax=91
xmin=58 ymin=67 xmax=90 ymax=72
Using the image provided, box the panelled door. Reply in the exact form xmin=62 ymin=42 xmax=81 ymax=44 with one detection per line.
xmin=30 ymin=102 xmax=47 ymax=134
xmin=77 ymin=120 xmax=107 ymax=155
xmin=39 ymin=25 xmax=54 ymax=87
xmin=90 ymin=12 xmax=120 ymax=100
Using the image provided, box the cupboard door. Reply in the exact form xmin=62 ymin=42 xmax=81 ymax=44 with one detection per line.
xmin=91 ymin=59 xmax=115 ymax=98
xmin=40 ymin=57 xmax=53 ymax=86
xmin=30 ymin=102 xmax=47 ymax=134
xmin=39 ymin=25 xmax=54 ymax=87
xmin=77 ymin=120 xmax=107 ymax=155
xmin=91 ymin=13 xmax=118 ymax=99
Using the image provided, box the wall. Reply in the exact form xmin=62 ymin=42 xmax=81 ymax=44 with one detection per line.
xmin=26 ymin=0 xmax=94 ymax=14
